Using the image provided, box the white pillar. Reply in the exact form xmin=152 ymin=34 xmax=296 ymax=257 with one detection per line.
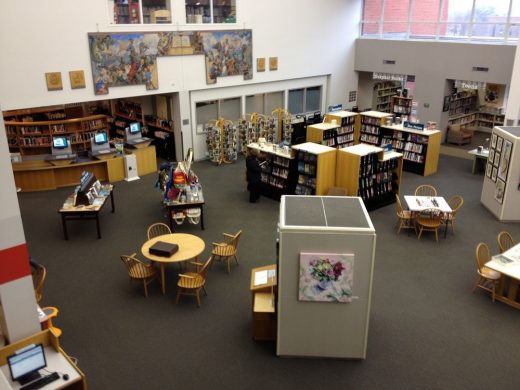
xmin=505 ymin=42 xmax=520 ymax=126
xmin=0 ymin=107 xmax=41 ymax=343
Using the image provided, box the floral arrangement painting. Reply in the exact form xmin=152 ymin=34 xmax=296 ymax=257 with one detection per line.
xmin=299 ymin=252 xmax=354 ymax=303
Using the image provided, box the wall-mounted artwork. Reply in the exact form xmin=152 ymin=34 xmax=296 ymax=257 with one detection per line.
xmin=269 ymin=57 xmax=278 ymax=71
xmin=69 ymin=70 xmax=86 ymax=89
xmin=495 ymin=178 xmax=506 ymax=204
xmin=498 ymin=139 xmax=512 ymax=181
xmin=256 ymin=58 xmax=265 ymax=72
xmin=299 ymin=252 xmax=354 ymax=303
xmin=88 ymin=29 xmax=252 ymax=94
xmin=45 ymin=72 xmax=63 ymax=91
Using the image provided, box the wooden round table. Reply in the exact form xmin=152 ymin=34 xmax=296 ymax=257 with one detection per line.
xmin=141 ymin=233 xmax=205 ymax=294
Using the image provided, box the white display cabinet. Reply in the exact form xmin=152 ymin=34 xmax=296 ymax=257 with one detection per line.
xmin=277 ymin=195 xmax=376 ymax=359
xmin=481 ymin=126 xmax=520 ymax=221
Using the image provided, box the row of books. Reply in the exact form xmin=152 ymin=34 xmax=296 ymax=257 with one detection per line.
xmin=361 ymin=124 xmax=380 ymax=135
xmin=297 ymin=174 xmax=316 ymax=188
xmin=295 ymin=184 xmax=315 ymax=196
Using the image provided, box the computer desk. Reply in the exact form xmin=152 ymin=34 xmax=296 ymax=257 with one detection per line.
xmin=0 ymin=330 xmax=86 ymax=389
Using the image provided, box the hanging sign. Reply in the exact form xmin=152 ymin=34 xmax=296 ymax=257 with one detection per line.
xmin=327 ymin=104 xmax=343 ymax=113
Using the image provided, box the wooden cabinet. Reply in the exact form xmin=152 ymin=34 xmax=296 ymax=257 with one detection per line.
xmin=247 ymin=143 xmax=296 ymax=200
xmin=292 ymin=142 xmax=336 ymax=196
xmin=359 ymin=111 xmax=393 ymax=146
xmin=380 ymin=124 xmax=441 ymax=176
xmin=5 ymin=115 xmax=110 ymax=155
xmin=323 ymin=111 xmax=358 ymax=148
xmin=391 ymin=96 xmax=412 ymax=116
xmin=336 ymin=144 xmax=403 ymax=210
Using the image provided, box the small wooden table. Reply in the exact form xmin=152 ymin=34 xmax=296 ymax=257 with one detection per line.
xmin=467 ymin=148 xmax=489 ymax=174
xmin=141 ymin=233 xmax=205 ymax=294
xmin=485 ymin=243 xmax=520 ymax=310
xmin=250 ymin=264 xmax=277 ymax=341
xmin=404 ymin=195 xmax=452 ymax=238
xmin=58 ymin=186 xmax=115 ymax=240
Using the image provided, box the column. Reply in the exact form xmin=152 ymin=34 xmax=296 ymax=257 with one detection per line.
xmin=0 ymin=107 xmax=40 ymax=343
xmin=505 ymin=40 xmax=520 ymax=126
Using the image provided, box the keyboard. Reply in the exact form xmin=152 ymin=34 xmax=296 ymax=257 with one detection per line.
xmin=20 ymin=372 xmax=60 ymax=390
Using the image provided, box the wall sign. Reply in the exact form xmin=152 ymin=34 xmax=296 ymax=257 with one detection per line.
xmin=403 ymin=121 xmax=425 ymax=131
xmin=373 ymin=72 xmax=405 ymax=82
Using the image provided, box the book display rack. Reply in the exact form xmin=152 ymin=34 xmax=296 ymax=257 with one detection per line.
xmin=323 ymin=111 xmax=358 ymax=148
xmin=359 ymin=111 xmax=393 ymax=146
xmin=238 ymin=113 xmax=277 ymax=153
xmin=379 ymin=124 xmax=441 ymax=176
xmin=336 ymin=144 xmax=403 ymax=210
xmin=292 ymin=142 xmax=336 ymax=196
xmin=373 ymin=81 xmax=401 ymax=112
xmin=205 ymin=118 xmax=238 ymax=164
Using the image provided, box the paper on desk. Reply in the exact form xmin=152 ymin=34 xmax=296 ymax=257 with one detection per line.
xmin=267 ymin=269 xmax=276 ymax=279
xmin=254 ymin=270 xmax=268 ymax=286
xmin=502 ymin=245 xmax=520 ymax=263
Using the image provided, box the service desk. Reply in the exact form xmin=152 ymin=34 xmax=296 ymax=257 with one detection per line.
xmin=0 ymin=330 xmax=86 ymax=390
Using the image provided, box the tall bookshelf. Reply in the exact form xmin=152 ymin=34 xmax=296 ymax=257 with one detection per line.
xmin=323 ymin=111 xmax=358 ymax=148
xmin=447 ymin=90 xmax=478 ymax=129
xmin=373 ymin=81 xmax=401 ymax=112
xmin=291 ymin=142 xmax=336 ymax=196
xmin=359 ymin=111 xmax=393 ymax=146
xmin=391 ymin=96 xmax=413 ymax=117
xmin=379 ymin=124 xmax=441 ymax=176
xmin=5 ymin=115 xmax=110 ymax=155
xmin=247 ymin=143 xmax=297 ymax=200
xmin=336 ymin=144 xmax=403 ymax=210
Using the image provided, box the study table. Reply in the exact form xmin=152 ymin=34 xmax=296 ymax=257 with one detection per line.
xmin=58 ymin=185 xmax=115 ymax=240
xmin=0 ymin=329 xmax=86 ymax=390
xmin=404 ymin=195 xmax=452 ymax=238
xmin=141 ymin=233 xmax=205 ymax=294
xmin=485 ymin=243 xmax=520 ymax=310
xmin=467 ymin=148 xmax=489 ymax=174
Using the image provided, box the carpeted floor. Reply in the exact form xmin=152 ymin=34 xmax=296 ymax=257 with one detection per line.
xmin=17 ymin=152 xmax=520 ymax=390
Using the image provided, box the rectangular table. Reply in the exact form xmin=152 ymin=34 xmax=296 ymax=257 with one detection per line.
xmin=485 ymin=243 xmax=520 ymax=310
xmin=467 ymin=148 xmax=489 ymax=174
xmin=58 ymin=185 xmax=115 ymax=240
xmin=404 ymin=195 xmax=452 ymax=238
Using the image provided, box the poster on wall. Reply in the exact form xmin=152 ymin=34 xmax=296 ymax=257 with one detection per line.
xmin=495 ymin=179 xmax=506 ymax=204
xmin=486 ymin=163 xmax=492 ymax=179
xmin=299 ymin=252 xmax=354 ymax=303
xmin=498 ymin=139 xmax=512 ymax=181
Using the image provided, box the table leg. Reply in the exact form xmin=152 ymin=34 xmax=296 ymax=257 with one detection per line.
xmin=472 ymin=158 xmax=477 ymax=174
xmin=507 ymin=279 xmax=519 ymax=300
xmin=61 ymin=214 xmax=68 ymax=240
xmin=200 ymin=205 xmax=204 ymax=230
xmin=96 ymin=214 xmax=101 ymax=239
xmin=160 ymin=264 xmax=166 ymax=294
xmin=110 ymin=190 xmax=115 ymax=213
xmin=168 ymin=207 xmax=174 ymax=231
xmin=444 ymin=221 xmax=448 ymax=239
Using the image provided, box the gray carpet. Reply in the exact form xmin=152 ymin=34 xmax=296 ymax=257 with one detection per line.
xmin=17 ymin=153 xmax=520 ymax=389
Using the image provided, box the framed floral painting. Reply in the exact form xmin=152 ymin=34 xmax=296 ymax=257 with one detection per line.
xmin=299 ymin=252 xmax=354 ymax=303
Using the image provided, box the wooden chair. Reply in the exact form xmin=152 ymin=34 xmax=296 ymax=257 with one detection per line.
xmin=395 ymin=194 xmax=414 ymax=235
xmin=211 ymin=230 xmax=242 ymax=274
xmin=120 ymin=253 xmax=158 ymax=297
xmin=473 ymin=243 xmax=501 ymax=302
xmin=497 ymin=231 xmax=515 ymax=253
xmin=31 ymin=263 xmax=46 ymax=303
xmin=176 ymin=256 xmax=213 ymax=307
xmin=147 ymin=222 xmax=172 ymax=240
xmin=442 ymin=195 xmax=464 ymax=234
xmin=41 ymin=306 xmax=62 ymax=337
xmin=415 ymin=208 xmax=442 ymax=242
xmin=414 ymin=184 xmax=437 ymax=197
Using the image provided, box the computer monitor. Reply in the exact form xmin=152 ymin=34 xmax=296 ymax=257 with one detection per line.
xmin=94 ymin=131 xmax=108 ymax=145
xmin=52 ymin=136 xmax=68 ymax=149
xmin=129 ymin=122 xmax=141 ymax=135
xmin=7 ymin=343 xmax=47 ymax=385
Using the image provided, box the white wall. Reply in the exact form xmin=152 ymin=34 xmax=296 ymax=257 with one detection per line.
xmin=0 ymin=0 xmax=362 ymax=157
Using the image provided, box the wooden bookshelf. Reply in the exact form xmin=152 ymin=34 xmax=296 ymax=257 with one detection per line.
xmin=379 ymin=124 xmax=441 ymax=176
xmin=358 ymin=111 xmax=393 ymax=146
xmin=292 ymin=142 xmax=336 ymax=196
xmin=391 ymin=96 xmax=412 ymax=116
xmin=306 ymin=122 xmax=340 ymax=148
xmin=447 ymin=90 xmax=478 ymax=129
xmin=323 ymin=111 xmax=358 ymax=148
xmin=336 ymin=144 xmax=403 ymax=210
xmin=5 ymin=115 xmax=110 ymax=155
xmin=373 ymin=81 xmax=401 ymax=112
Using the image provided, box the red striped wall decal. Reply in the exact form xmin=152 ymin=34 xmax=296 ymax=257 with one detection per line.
xmin=0 ymin=243 xmax=31 ymax=284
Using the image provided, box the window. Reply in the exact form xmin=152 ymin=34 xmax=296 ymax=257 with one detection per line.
xmin=288 ymin=87 xmax=322 ymax=115
xmin=185 ymin=0 xmax=236 ymax=24
xmin=110 ymin=0 xmax=172 ymax=24
xmin=195 ymin=97 xmax=240 ymax=129
xmin=361 ymin=0 xmax=520 ymax=43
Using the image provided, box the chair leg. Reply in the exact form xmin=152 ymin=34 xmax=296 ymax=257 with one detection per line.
xmin=234 ymin=254 xmax=239 ymax=265
xmin=196 ymin=289 xmax=201 ymax=307
xmin=227 ymin=258 xmax=231 ymax=274
xmin=417 ymin=227 xmax=423 ymax=240
xmin=202 ymin=285 xmax=208 ymax=296
xmin=175 ymin=289 xmax=181 ymax=305
xmin=434 ymin=229 xmax=438 ymax=242
xmin=143 ymin=280 xmax=148 ymax=298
